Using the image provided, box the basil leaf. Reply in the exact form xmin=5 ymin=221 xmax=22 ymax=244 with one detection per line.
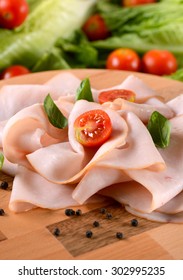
xmin=44 ymin=94 xmax=68 ymax=129
xmin=147 ymin=111 xmax=171 ymax=148
xmin=75 ymin=78 xmax=94 ymax=102
xmin=0 ymin=153 xmax=4 ymax=170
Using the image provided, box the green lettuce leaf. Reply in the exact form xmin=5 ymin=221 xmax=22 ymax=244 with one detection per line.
xmin=32 ymin=30 xmax=98 ymax=71
xmin=0 ymin=0 xmax=96 ymax=71
xmin=93 ymin=1 xmax=183 ymax=67
xmin=32 ymin=48 xmax=70 ymax=72
xmin=167 ymin=68 xmax=183 ymax=82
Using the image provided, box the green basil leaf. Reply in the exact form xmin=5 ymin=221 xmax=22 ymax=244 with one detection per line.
xmin=0 ymin=153 xmax=4 ymax=170
xmin=44 ymin=94 xmax=68 ymax=129
xmin=75 ymin=78 xmax=94 ymax=102
xmin=147 ymin=111 xmax=171 ymax=148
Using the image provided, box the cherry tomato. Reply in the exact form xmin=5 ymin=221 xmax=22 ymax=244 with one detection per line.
xmin=98 ymin=89 xmax=136 ymax=104
xmin=0 ymin=0 xmax=29 ymax=29
xmin=142 ymin=49 xmax=178 ymax=76
xmin=82 ymin=14 xmax=110 ymax=41
xmin=122 ymin=0 xmax=156 ymax=6
xmin=74 ymin=109 xmax=112 ymax=147
xmin=0 ymin=65 xmax=30 ymax=79
xmin=106 ymin=48 xmax=141 ymax=72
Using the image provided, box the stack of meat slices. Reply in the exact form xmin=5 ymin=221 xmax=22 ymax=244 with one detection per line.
xmin=0 ymin=72 xmax=182 ymax=223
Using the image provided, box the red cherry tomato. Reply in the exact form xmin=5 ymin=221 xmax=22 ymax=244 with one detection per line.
xmin=74 ymin=109 xmax=112 ymax=147
xmin=122 ymin=0 xmax=156 ymax=6
xmin=82 ymin=14 xmax=110 ymax=41
xmin=0 ymin=65 xmax=30 ymax=79
xmin=142 ymin=49 xmax=178 ymax=76
xmin=106 ymin=48 xmax=141 ymax=72
xmin=0 ymin=0 xmax=29 ymax=29
xmin=98 ymin=89 xmax=136 ymax=104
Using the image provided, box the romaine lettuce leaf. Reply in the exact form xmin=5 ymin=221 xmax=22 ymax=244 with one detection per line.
xmin=168 ymin=68 xmax=183 ymax=82
xmin=0 ymin=0 xmax=96 ymax=71
xmin=32 ymin=30 xmax=98 ymax=71
xmin=32 ymin=47 xmax=70 ymax=72
xmin=93 ymin=1 xmax=183 ymax=67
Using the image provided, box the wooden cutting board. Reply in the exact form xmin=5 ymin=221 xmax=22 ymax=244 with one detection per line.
xmin=0 ymin=69 xmax=183 ymax=260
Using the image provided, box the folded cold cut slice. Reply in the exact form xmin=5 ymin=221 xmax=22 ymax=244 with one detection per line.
xmin=27 ymin=100 xmax=128 ymax=184
xmin=72 ymin=167 xmax=131 ymax=204
xmin=0 ymin=72 xmax=81 ymax=121
xmin=96 ymin=74 xmax=158 ymax=103
xmin=72 ymin=111 xmax=165 ymax=204
xmin=166 ymin=94 xmax=183 ymax=116
xmin=9 ymin=166 xmax=107 ymax=213
xmin=125 ymin=206 xmax=183 ymax=223
xmin=100 ymin=115 xmax=183 ymax=216
xmin=2 ymin=103 xmax=69 ymax=168
xmin=102 ymin=98 xmax=174 ymax=123
xmin=101 ymin=184 xmax=183 ymax=223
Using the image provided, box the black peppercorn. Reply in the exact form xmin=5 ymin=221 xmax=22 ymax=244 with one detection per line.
xmin=131 ymin=218 xmax=138 ymax=227
xmin=0 ymin=208 xmax=5 ymax=216
xmin=65 ymin=208 xmax=75 ymax=216
xmin=86 ymin=230 xmax=93 ymax=238
xmin=106 ymin=212 xmax=113 ymax=219
xmin=116 ymin=232 xmax=123 ymax=239
xmin=0 ymin=181 xmax=8 ymax=190
xmin=100 ymin=208 xmax=107 ymax=214
xmin=53 ymin=228 xmax=60 ymax=236
xmin=75 ymin=209 xmax=82 ymax=216
xmin=93 ymin=221 xmax=100 ymax=227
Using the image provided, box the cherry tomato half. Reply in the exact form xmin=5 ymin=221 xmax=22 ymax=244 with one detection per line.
xmin=74 ymin=109 xmax=112 ymax=147
xmin=98 ymin=89 xmax=136 ymax=104
xmin=142 ymin=49 xmax=178 ymax=76
xmin=82 ymin=14 xmax=110 ymax=41
xmin=106 ymin=48 xmax=141 ymax=72
xmin=0 ymin=65 xmax=30 ymax=79
xmin=0 ymin=0 xmax=29 ymax=29
xmin=122 ymin=0 xmax=156 ymax=6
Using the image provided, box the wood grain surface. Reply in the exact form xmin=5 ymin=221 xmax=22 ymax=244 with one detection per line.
xmin=0 ymin=69 xmax=183 ymax=260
